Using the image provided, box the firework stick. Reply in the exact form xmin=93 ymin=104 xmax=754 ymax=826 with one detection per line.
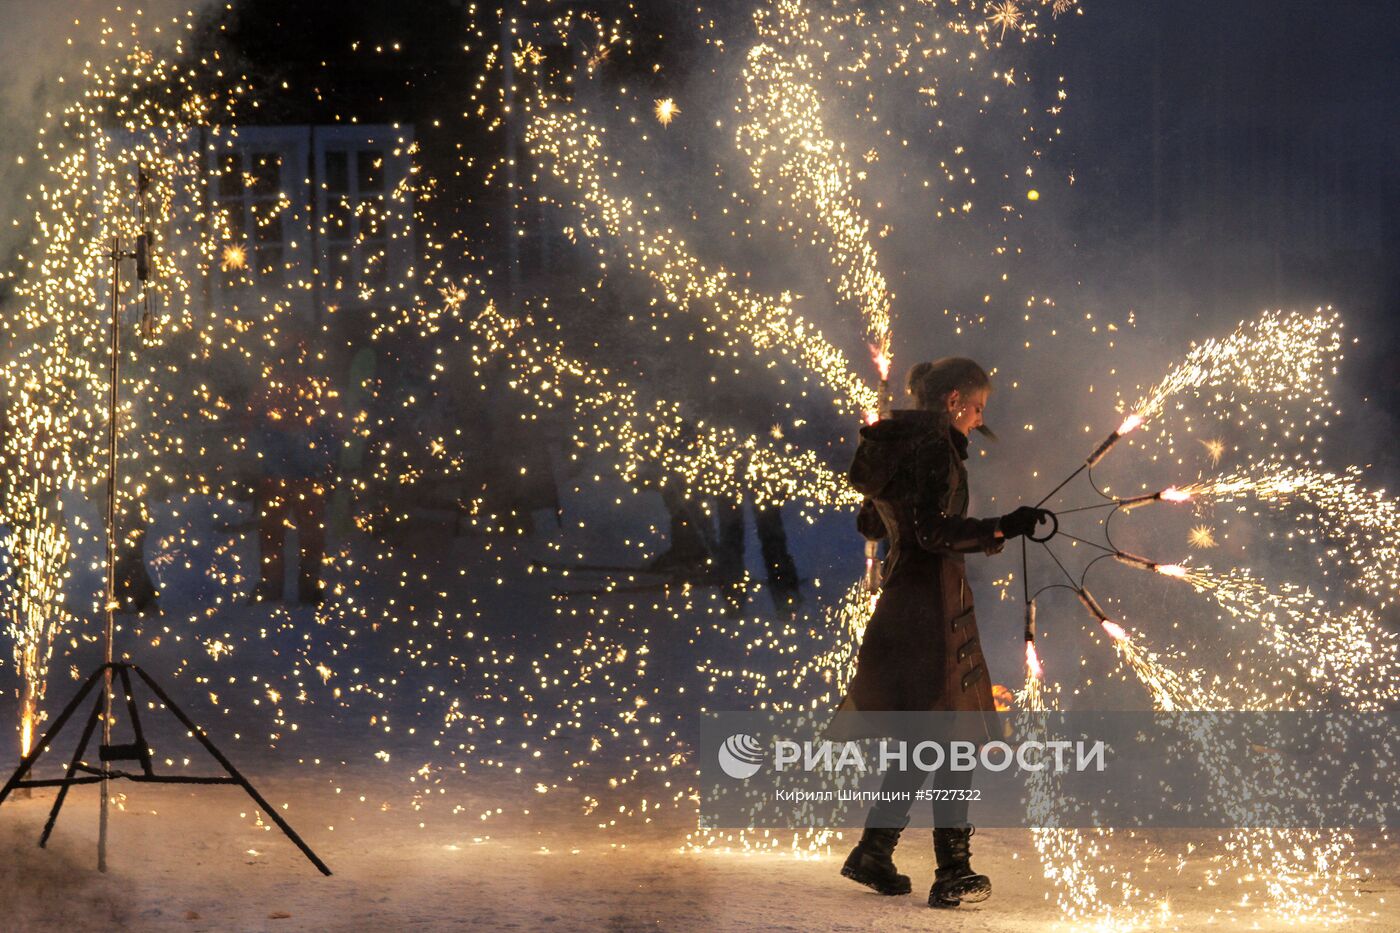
xmin=1036 ymin=413 xmax=1146 ymax=509
xmin=858 ymin=372 xmax=892 ymax=596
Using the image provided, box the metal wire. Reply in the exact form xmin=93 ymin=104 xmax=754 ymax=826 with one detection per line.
xmin=1037 ymin=540 xmax=1080 ymax=589
xmin=1051 ymin=501 xmax=1120 ymax=516
xmin=1053 ymin=530 xmax=1115 ymax=554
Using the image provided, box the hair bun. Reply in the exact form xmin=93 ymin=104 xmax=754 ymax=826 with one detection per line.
xmin=906 ymin=357 xmax=991 ymax=410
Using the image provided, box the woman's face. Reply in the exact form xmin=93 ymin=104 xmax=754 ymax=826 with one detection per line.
xmin=946 ymin=387 xmax=989 ymax=435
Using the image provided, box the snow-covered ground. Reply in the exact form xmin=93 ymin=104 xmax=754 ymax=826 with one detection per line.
xmin=3 ymin=783 xmax=1398 ymax=931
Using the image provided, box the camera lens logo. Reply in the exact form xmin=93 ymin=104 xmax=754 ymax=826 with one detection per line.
xmin=718 ymin=733 xmax=765 ymax=779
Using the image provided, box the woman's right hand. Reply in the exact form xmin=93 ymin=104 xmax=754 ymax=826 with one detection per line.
xmin=997 ymin=506 xmax=1053 ymax=539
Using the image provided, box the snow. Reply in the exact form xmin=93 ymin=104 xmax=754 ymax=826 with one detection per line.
xmin=2 ymin=782 xmax=1398 ymax=931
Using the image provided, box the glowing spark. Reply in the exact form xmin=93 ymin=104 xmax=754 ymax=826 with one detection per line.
xmin=1188 ymin=525 xmax=1217 ymax=549
xmin=738 ymin=4 xmax=893 ymax=365
xmin=469 ymin=303 xmax=856 ymax=510
xmin=524 ymin=109 xmax=877 ymax=418
xmin=220 ymin=243 xmax=247 ymax=272
xmin=653 ymin=98 xmax=679 ymax=126
xmin=513 ymin=41 xmax=544 ymax=70
xmin=1200 ymin=437 xmax=1225 ymax=463
xmin=987 ymin=1 xmax=1024 ymax=38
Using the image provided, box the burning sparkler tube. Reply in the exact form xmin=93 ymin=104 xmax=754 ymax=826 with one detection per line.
xmin=1112 ymin=551 xmax=1189 ymax=578
xmin=1084 ymin=413 xmax=1144 ymax=467
xmin=866 ymin=343 xmax=892 ymax=425
xmin=1076 ymin=586 xmax=1111 ymax=625
xmin=1076 ymin=587 xmax=1130 ymax=641
xmin=1117 ymin=486 xmax=1193 ymax=510
xmin=1112 ymin=551 xmax=1157 ymax=572
xmin=861 ymin=343 xmax=893 ymax=590
xmin=863 ymin=540 xmax=882 ymax=594
xmin=1024 ymin=598 xmax=1037 ymax=642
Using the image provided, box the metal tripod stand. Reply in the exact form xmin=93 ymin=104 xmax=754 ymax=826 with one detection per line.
xmin=0 ymin=164 xmax=330 ymax=875
xmin=0 ymin=662 xmax=330 ymax=875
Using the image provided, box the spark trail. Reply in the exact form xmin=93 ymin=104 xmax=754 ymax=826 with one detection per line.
xmin=1178 ymin=462 xmax=1399 ymax=608
xmin=523 ymin=109 xmax=878 ymax=419
xmin=467 ymin=302 xmax=857 ymax=510
xmin=738 ymin=0 xmax=893 ymax=365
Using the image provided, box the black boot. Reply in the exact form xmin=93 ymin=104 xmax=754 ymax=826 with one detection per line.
xmin=841 ymin=815 xmax=912 ymax=895
xmin=928 ymin=825 xmax=991 ymax=908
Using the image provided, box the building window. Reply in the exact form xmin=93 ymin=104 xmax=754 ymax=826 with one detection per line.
xmin=202 ymin=126 xmax=412 ymax=319
xmin=214 ymin=149 xmax=286 ymax=288
xmin=320 ymin=148 xmax=389 ymax=288
xmin=313 ymin=127 xmax=413 ymax=302
xmin=207 ymin=127 xmax=310 ymax=307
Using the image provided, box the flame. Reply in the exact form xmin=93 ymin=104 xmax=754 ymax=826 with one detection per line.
xmin=1025 ymin=641 xmax=1043 ymax=679
xmin=1100 ymin=620 xmax=1128 ymax=642
xmin=1159 ymin=486 xmax=1192 ymax=503
xmin=868 ymin=343 xmax=891 ymax=381
xmin=863 ymin=408 xmax=879 ymax=425
xmin=19 ymin=711 xmax=33 ymax=758
xmin=1156 ymin=563 xmax=1188 ymax=578
xmin=1117 ymin=412 xmax=1144 ymax=435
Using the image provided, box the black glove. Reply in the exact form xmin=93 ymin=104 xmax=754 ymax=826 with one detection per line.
xmin=998 ymin=506 xmax=1052 ymax=539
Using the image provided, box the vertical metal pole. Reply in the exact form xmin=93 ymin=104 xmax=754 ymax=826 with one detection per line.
xmin=502 ymin=8 xmax=521 ymax=302
xmin=99 ymin=233 xmax=123 ymax=873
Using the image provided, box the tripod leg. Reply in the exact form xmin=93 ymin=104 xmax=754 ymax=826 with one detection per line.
xmin=0 ymin=665 xmax=108 ymax=806
xmin=117 ymin=666 xmax=154 ymax=776
xmin=131 ymin=666 xmax=332 ymax=876
xmin=39 ymin=693 xmax=106 ymax=848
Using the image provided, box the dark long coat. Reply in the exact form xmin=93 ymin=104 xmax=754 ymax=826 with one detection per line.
xmin=826 ymin=410 xmax=1001 ymax=741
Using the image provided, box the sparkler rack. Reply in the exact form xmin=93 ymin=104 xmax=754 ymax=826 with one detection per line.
xmin=1018 ymin=420 xmax=1178 ymax=644
xmin=0 ymin=165 xmax=331 ymax=876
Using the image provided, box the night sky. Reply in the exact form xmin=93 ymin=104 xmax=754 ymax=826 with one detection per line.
xmin=1039 ymin=2 xmax=1399 ymax=471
